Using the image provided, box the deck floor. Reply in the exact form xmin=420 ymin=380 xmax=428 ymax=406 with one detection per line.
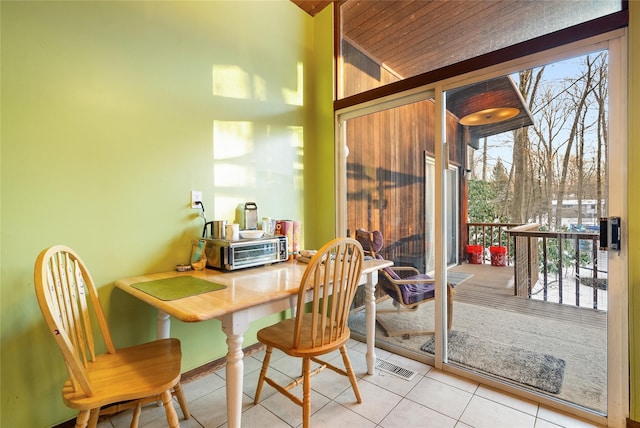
xmin=450 ymin=263 xmax=607 ymax=329
xmin=349 ymin=261 xmax=609 ymax=413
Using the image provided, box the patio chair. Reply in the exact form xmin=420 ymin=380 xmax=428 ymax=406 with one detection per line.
xmin=34 ymin=245 xmax=190 ymax=428
xmin=355 ymin=228 xmax=384 ymax=258
xmin=254 ymin=238 xmax=364 ymax=428
xmin=355 ymin=228 xmax=455 ymax=337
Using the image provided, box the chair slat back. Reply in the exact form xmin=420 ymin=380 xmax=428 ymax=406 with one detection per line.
xmin=34 ymin=245 xmax=115 ymax=397
xmin=293 ymin=238 xmax=364 ymax=349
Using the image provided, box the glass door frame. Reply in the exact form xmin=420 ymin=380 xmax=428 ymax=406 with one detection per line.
xmin=335 ymin=30 xmax=628 ymax=425
xmin=425 ymin=156 xmax=460 ymax=274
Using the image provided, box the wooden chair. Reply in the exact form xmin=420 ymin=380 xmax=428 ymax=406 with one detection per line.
xmin=254 ymin=238 xmax=364 ymax=428
xmin=355 ymin=229 xmax=455 ymax=337
xmin=34 ymin=245 xmax=190 ymax=428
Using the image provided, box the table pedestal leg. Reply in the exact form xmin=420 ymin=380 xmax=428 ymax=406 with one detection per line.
xmin=364 ymin=271 xmax=378 ymax=374
xmin=220 ymin=311 xmax=249 ymax=428
xmin=289 ymin=295 xmax=297 ymax=317
xmin=157 ymin=310 xmax=170 ymax=339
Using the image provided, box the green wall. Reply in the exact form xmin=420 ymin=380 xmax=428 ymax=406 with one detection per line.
xmin=0 ymin=2 xmax=334 ymax=426
xmin=2 ymin=1 xmax=639 ymax=427
xmin=304 ymin=2 xmax=336 ymax=247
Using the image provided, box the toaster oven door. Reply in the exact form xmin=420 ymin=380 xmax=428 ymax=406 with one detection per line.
xmin=204 ymin=239 xmax=225 ymax=269
xmin=227 ymin=239 xmax=282 ymax=270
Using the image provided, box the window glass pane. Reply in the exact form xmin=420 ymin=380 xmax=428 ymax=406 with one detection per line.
xmin=342 ymin=87 xmax=470 ymax=274
xmin=425 ymin=160 xmax=460 ymax=272
xmin=339 ymin=0 xmax=621 ymax=99
xmin=345 ymin=98 xmax=436 ymax=273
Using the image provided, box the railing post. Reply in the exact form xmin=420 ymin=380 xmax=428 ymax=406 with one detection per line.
xmin=526 ymin=236 xmax=532 ymax=298
xmin=574 ymin=235 xmax=580 ymax=307
xmin=558 ymin=234 xmax=563 ymax=304
xmin=513 ymin=237 xmax=516 ymax=296
xmin=482 ymin=225 xmax=487 ymax=249
xmin=542 ymin=237 xmax=548 ymax=301
xmin=506 ymin=226 xmax=512 ymax=266
xmin=592 ymin=236 xmax=599 ymax=310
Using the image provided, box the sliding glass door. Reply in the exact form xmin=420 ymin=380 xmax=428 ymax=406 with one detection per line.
xmin=339 ymin=31 xmax=627 ymax=424
xmin=442 ymin=52 xmax=612 ymax=414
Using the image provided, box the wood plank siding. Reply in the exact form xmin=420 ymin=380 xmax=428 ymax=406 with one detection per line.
xmin=344 ymin=46 xmax=467 ymax=272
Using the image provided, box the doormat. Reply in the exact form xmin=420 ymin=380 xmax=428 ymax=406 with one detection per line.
xmin=421 ymin=330 xmax=565 ymax=394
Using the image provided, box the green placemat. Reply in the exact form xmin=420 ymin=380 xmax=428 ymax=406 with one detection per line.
xmin=131 ymin=276 xmax=226 ymax=301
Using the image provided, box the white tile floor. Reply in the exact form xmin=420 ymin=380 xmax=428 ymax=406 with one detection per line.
xmin=98 ymin=339 xmax=604 ymax=428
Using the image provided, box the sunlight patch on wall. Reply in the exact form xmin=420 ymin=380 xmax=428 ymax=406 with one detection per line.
xmin=289 ymin=125 xmax=304 ymax=189
xmin=214 ymin=163 xmax=254 ymax=187
xmin=282 ymin=62 xmax=304 ymax=106
xmin=213 ymin=120 xmax=253 ymax=159
xmin=253 ymin=74 xmax=267 ymax=101
xmin=212 ymin=65 xmax=250 ymax=99
xmin=212 ymin=65 xmax=267 ymax=101
xmin=212 ymin=118 xmax=258 ymax=219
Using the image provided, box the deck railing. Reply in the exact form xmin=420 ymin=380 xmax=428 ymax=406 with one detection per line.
xmin=466 ymin=222 xmax=523 ymax=266
xmin=507 ymin=228 xmax=605 ymax=310
xmin=466 ymin=222 xmax=606 ymax=310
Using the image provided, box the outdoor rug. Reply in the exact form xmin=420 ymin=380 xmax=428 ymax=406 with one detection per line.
xmin=421 ymin=330 xmax=566 ymax=394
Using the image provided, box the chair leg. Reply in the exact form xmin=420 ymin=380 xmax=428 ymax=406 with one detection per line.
xmin=161 ymin=390 xmax=180 ymax=428
xmin=86 ymin=408 xmax=101 ymax=428
xmin=302 ymin=357 xmax=311 ymax=428
xmin=173 ymin=382 xmax=191 ymax=419
xmin=75 ymin=410 xmax=91 ymax=428
xmin=130 ymin=402 xmax=142 ymax=428
xmin=339 ymin=346 xmax=362 ymax=403
xmin=254 ymin=346 xmax=273 ymax=404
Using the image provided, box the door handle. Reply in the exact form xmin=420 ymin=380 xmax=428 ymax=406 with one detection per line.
xmin=599 ymin=216 xmax=621 ymax=253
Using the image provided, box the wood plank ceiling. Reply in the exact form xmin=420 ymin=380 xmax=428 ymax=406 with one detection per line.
xmin=292 ymin=0 xmax=535 ymax=139
xmin=340 ymin=1 xmax=507 ymax=78
xmin=291 ymin=1 xmax=334 ymax=17
xmin=295 ymin=1 xmax=522 ymax=78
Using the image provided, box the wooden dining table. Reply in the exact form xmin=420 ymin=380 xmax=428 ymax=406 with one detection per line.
xmin=115 ymin=257 xmax=393 ymax=428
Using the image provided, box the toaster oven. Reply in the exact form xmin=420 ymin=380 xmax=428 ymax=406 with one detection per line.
xmin=204 ymin=235 xmax=288 ymax=271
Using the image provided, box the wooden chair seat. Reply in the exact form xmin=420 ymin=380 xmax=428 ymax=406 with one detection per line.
xmin=257 ymin=314 xmax=351 ymax=358
xmin=62 ymin=339 xmax=182 ymax=410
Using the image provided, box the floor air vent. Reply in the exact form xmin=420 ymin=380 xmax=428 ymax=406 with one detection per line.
xmin=375 ymin=358 xmax=416 ymax=381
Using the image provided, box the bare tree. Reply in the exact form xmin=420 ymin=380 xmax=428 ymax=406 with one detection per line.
xmin=530 ymin=83 xmax=566 ymax=227
xmin=592 ymin=52 xmax=609 ymax=219
xmin=511 ymin=68 xmax=544 ymax=223
xmin=554 ymin=55 xmax=598 ymax=229
xmin=475 ymin=52 xmax=608 ymax=231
